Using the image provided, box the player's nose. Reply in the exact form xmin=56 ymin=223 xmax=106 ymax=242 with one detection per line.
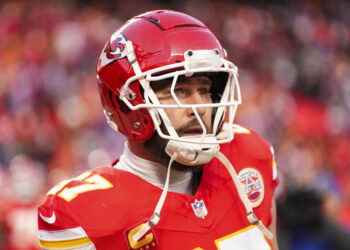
xmin=185 ymin=92 xmax=207 ymax=117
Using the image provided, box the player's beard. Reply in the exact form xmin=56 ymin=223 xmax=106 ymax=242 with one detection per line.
xmin=144 ymin=119 xmax=212 ymax=173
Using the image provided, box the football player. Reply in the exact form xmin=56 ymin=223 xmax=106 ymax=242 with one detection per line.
xmin=38 ymin=10 xmax=279 ymax=250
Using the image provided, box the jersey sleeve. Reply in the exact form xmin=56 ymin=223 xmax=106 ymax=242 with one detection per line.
xmin=38 ymin=183 xmax=96 ymax=250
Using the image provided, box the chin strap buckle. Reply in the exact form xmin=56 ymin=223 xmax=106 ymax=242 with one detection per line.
xmin=149 ymin=212 xmax=161 ymax=227
xmin=132 ymin=212 xmax=160 ymax=243
xmin=247 ymin=211 xmax=259 ymax=225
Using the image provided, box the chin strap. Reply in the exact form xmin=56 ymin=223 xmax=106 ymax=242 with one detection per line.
xmin=132 ymin=153 xmax=177 ymax=242
xmin=133 ymin=150 xmax=273 ymax=242
xmin=215 ymin=151 xmax=273 ymax=239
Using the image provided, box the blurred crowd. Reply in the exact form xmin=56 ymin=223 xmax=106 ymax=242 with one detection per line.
xmin=0 ymin=0 xmax=349 ymax=249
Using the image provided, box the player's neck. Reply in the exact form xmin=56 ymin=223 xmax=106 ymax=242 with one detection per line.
xmin=128 ymin=140 xmax=160 ymax=163
xmin=118 ymin=142 xmax=197 ymax=195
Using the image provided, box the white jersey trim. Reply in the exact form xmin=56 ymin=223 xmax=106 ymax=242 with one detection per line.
xmin=39 ymin=226 xmax=88 ymax=241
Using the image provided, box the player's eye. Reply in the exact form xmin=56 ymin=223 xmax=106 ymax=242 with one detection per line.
xmin=174 ymin=88 xmax=187 ymax=97
xmin=198 ymin=87 xmax=211 ymax=96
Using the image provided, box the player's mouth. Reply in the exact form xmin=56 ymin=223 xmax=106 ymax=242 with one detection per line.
xmin=183 ymin=127 xmax=204 ymax=135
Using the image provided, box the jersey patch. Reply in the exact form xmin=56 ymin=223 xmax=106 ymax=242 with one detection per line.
xmin=125 ymin=223 xmax=158 ymax=250
xmin=191 ymin=199 xmax=208 ymax=219
xmin=238 ymin=168 xmax=265 ymax=208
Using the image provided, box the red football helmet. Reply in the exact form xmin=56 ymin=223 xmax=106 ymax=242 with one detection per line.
xmin=97 ymin=10 xmax=241 ymax=165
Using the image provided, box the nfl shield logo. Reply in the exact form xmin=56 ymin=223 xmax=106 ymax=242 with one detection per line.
xmin=191 ymin=199 xmax=208 ymax=219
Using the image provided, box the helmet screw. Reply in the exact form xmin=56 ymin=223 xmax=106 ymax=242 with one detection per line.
xmin=134 ymin=122 xmax=141 ymax=128
xmin=187 ymin=50 xmax=193 ymax=56
xmin=214 ymin=49 xmax=219 ymax=55
xmin=128 ymin=92 xmax=136 ymax=100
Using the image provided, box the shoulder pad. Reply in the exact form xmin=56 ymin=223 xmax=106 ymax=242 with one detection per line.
xmin=38 ymin=167 xmax=116 ymax=226
xmin=220 ymin=123 xmax=272 ymax=160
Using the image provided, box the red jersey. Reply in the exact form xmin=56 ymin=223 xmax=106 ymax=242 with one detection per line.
xmin=38 ymin=124 xmax=278 ymax=249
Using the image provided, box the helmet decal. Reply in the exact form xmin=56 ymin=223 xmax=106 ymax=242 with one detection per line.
xmin=98 ymin=32 xmax=128 ymax=70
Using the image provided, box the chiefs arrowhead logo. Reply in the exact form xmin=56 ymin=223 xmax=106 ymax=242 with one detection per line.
xmin=106 ymin=32 xmax=127 ymax=59
xmin=98 ymin=31 xmax=128 ymax=70
xmin=238 ymin=168 xmax=265 ymax=208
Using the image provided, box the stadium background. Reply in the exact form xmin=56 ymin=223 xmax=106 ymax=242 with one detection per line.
xmin=0 ymin=0 xmax=349 ymax=249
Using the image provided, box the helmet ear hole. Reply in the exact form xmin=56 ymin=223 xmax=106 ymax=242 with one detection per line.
xmin=113 ymin=92 xmax=131 ymax=114
xmin=99 ymin=81 xmax=155 ymax=142
xmin=128 ymin=111 xmax=155 ymax=142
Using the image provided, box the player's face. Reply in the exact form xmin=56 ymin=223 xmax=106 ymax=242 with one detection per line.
xmin=143 ymin=75 xmax=213 ymax=171
xmin=153 ymin=75 xmax=213 ymax=135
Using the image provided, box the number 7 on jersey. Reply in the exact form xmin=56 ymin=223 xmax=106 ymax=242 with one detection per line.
xmin=47 ymin=171 xmax=113 ymax=202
